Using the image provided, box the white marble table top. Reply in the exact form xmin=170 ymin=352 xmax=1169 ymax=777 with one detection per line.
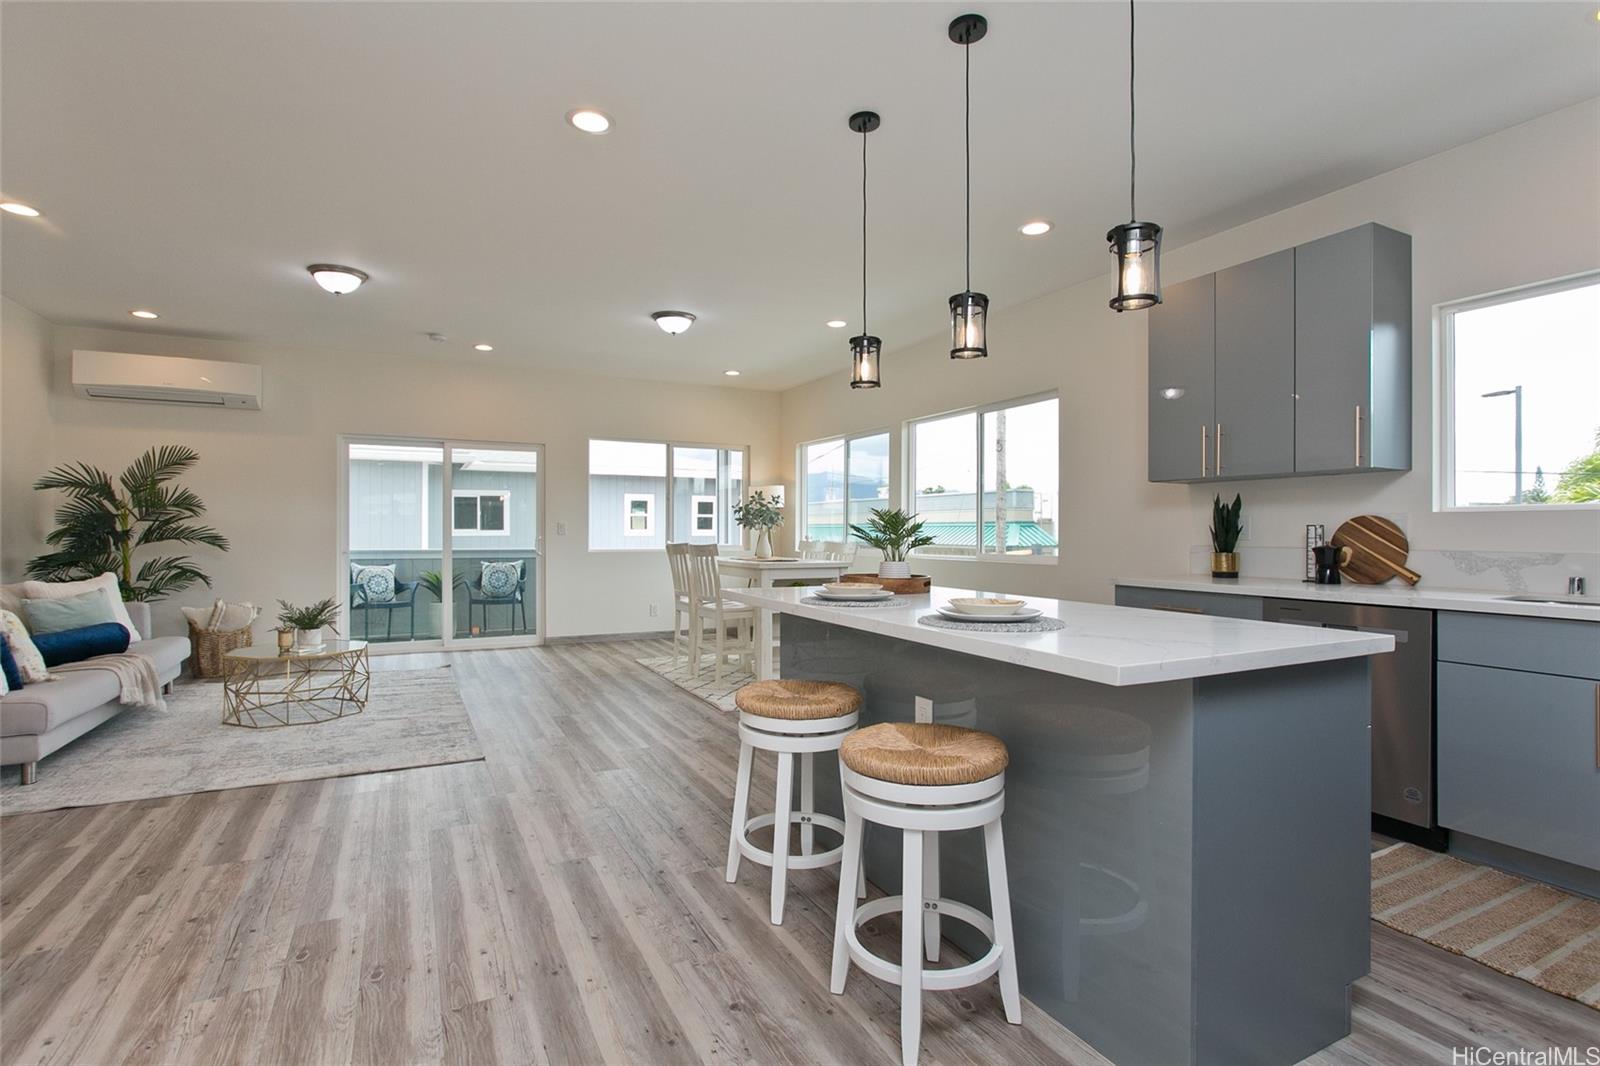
xmin=724 ymin=584 xmax=1393 ymax=687
xmin=1113 ymin=575 xmax=1600 ymax=622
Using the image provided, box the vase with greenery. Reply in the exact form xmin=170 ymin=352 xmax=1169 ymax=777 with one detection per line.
xmin=277 ymin=598 xmax=340 ymax=650
xmin=849 ymin=507 xmax=935 ymax=579
xmin=733 ymin=490 xmax=783 ymax=559
xmin=27 ymin=444 xmax=229 ymax=601
xmin=417 ymin=569 xmax=465 ymax=639
xmin=1210 ymin=493 xmax=1243 ymax=578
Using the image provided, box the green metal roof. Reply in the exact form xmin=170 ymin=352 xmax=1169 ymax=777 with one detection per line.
xmin=803 ymin=522 xmax=1057 ymax=550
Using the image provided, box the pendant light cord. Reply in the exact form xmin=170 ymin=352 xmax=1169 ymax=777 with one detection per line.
xmin=861 ymin=125 xmax=868 ymax=332
xmin=964 ymin=35 xmax=972 ymax=292
xmin=1128 ymin=0 xmax=1137 ymax=222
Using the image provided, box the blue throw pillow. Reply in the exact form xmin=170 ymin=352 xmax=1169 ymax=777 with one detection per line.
xmin=22 ymin=589 xmax=118 ymax=635
xmin=480 ymin=560 xmax=522 ymax=598
xmin=353 ymin=564 xmax=397 ymax=604
xmin=0 ymin=635 xmax=23 ymax=690
xmin=32 ymin=622 xmax=131 ymax=668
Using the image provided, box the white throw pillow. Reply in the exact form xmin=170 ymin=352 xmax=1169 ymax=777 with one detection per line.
xmin=19 ymin=573 xmax=142 ymax=641
xmin=0 ymin=609 xmax=50 ymax=683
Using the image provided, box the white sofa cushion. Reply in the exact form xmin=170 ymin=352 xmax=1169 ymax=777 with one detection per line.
xmin=0 ymin=636 xmax=188 ymax=738
xmin=9 ymin=574 xmax=143 ymax=641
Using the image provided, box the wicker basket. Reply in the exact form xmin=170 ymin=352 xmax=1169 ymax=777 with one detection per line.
xmin=188 ymin=621 xmax=254 ymax=679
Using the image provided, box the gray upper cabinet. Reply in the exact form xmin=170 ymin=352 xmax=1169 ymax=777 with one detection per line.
xmin=1146 ymin=222 xmax=1411 ymax=484
xmin=1148 ymin=274 xmax=1216 ymax=482
xmin=1294 ymin=223 xmax=1412 ymax=473
xmin=1215 ymin=250 xmax=1296 ymax=479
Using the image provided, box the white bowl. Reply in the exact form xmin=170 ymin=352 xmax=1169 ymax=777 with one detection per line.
xmin=946 ymin=596 xmax=1027 ymax=617
xmin=824 ymin=581 xmax=880 ymax=593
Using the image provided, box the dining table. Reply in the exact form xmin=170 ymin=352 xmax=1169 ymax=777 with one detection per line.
xmin=715 ymin=555 xmax=851 ymax=679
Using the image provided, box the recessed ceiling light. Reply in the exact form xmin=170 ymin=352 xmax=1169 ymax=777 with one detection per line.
xmin=567 ymin=109 xmax=612 ymax=134
xmin=652 ymin=310 xmax=696 ymax=335
xmin=1019 ymin=220 xmax=1053 ymax=236
xmin=129 ymin=309 xmax=159 ymax=319
xmin=307 ymin=264 xmax=368 ymax=294
xmin=473 ymin=343 xmax=494 ymax=352
xmin=724 ymin=369 xmax=741 ymax=377
xmin=826 ymin=319 xmax=848 ymax=328
xmin=0 ymin=201 xmax=41 ymax=217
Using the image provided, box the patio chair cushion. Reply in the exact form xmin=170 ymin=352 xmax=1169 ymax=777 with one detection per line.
xmin=479 ymin=561 xmax=522 ymax=598
xmin=353 ymin=564 xmax=397 ymax=604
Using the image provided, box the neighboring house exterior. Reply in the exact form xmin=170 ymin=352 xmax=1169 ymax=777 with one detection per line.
xmin=805 ymin=481 xmax=1058 ymax=557
xmin=587 ymin=445 xmax=745 ymax=550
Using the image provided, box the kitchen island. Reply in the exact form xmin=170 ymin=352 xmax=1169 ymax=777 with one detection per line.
xmin=723 ymin=584 xmax=1394 ymax=1066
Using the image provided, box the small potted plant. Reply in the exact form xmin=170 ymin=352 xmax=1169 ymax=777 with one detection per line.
xmin=417 ymin=569 xmax=465 ymax=638
xmin=277 ymin=597 xmax=340 ymax=650
xmin=733 ymin=490 xmax=783 ymax=559
xmin=1210 ymin=493 xmax=1243 ymax=578
xmin=272 ymin=625 xmax=295 ymax=654
xmin=849 ymin=507 xmax=935 ymax=580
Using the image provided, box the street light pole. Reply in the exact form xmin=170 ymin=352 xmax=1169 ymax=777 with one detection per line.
xmin=1483 ymin=386 xmax=1524 ymax=503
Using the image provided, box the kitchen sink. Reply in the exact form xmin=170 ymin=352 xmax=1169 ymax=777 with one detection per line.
xmin=1497 ymin=594 xmax=1599 ymax=607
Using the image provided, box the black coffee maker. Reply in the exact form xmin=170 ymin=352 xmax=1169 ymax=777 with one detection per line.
xmin=1312 ymin=545 xmax=1350 ymax=585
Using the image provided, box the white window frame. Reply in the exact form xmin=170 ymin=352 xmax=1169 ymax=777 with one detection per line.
xmin=622 ymin=493 xmax=656 ymax=537
xmin=586 ymin=438 xmax=750 ymax=551
xmin=905 ymin=391 xmax=1060 ymax=564
xmin=691 ymin=494 xmax=717 ymax=536
xmin=1434 ymin=271 xmax=1600 ymax=513
xmin=796 ymin=429 xmax=891 ymax=547
xmin=451 ymin=490 xmax=511 ymax=536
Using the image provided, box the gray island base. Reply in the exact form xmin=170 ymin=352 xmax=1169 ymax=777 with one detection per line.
xmin=779 ymin=613 xmax=1375 ymax=1066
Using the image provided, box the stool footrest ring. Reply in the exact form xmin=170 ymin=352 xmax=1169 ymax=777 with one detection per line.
xmin=737 ymin=812 xmax=846 ymax=871
xmin=844 ymin=895 xmax=1003 ymax=992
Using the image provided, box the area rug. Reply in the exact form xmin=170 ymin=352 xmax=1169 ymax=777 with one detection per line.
xmin=636 ymin=655 xmax=752 ymax=712
xmin=1372 ymin=841 xmax=1600 ymax=1008
xmin=1 ymin=667 xmax=483 ymax=815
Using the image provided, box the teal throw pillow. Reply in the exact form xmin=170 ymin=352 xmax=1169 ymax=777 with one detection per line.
xmin=22 ymin=589 xmax=117 ymax=635
xmin=353 ymin=565 xmax=397 ymax=604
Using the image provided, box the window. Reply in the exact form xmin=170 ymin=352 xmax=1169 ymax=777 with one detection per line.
xmin=1441 ymin=274 xmax=1599 ymax=508
xmin=799 ymin=431 xmax=890 ymax=544
xmin=452 ymin=491 xmax=510 ymax=535
xmin=908 ymin=395 xmax=1059 ymax=559
xmin=588 ymin=439 xmax=748 ymax=549
xmin=623 ymin=493 xmax=655 ymax=536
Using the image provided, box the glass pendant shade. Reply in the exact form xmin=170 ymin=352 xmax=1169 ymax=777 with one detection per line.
xmin=1107 ymin=221 xmax=1163 ymax=312
xmin=850 ymin=334 xmax=881 ymax=389
xmin=949 ymin=291 xmax=989 ymax=359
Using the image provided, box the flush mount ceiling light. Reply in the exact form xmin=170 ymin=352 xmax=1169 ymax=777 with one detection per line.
xmin=0 ymin=201 xmax=42 ymax=217
xmin=724 ymin=369 xmax=741 ymax=377
xmin=826 ymin=319 xmax=848 ymax=329
xmin=1019 ymin=220 xmax=1053 ymax=236
xmin=567 ymin=109 xmax=612 ymax=134
xmin=129 ymin=309 xmax=159 ymax=319
xmin=948 ymin=13 xmax=990 ymax=360
xmin=652 ymin=310 xmax=696 ymax=335
xmin=848 ymin=110 xmax=883 ymax=390
xmin=307 ymin=264 xmax=368 ymax=295
xmin=1106 ymin=0 xmax=1164 ymax=312
xmin=473 ymin=343 xmax=494 ymax=351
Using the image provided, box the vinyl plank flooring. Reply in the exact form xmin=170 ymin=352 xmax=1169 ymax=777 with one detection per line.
xmin=4 ymin=640 xmax=1595 ymax=1066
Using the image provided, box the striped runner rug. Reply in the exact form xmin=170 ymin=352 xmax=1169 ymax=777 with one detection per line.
xmin=1372 ymin=841 xmax=1600 ymax=1008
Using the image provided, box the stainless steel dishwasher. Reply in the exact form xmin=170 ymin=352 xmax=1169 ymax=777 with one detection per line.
xmin=1263 ymin=599 xmax=1438 ymax=843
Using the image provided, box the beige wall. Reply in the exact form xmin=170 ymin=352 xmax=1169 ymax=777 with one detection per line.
xmin=0 ymin=319 xmax=781 ymax=638
xmin=1 ymin=298 xmax=54 ymax=581
xmin=779 ymin=99 xmax=1600 ymax=599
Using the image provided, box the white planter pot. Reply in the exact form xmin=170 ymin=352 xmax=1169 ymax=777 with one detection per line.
xmin=754 ymin=529 xmax=774 ymax=559
xmin=878 ymin=560 xmax=911 ymax=579
xmin=294 ymin=627 xmax=325 ymax=650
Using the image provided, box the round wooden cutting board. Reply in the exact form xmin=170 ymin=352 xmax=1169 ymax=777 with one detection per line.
xmin=1330 ymin=515 xmax=1421 ymax=585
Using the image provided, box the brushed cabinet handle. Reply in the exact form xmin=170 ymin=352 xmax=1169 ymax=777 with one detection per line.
xmin=1354 ymin=405 xmax=1363 ymax=467
xmin=1201 ymin=424 xmax=1209 ymax=479
xmin=1216 ymin=423 xmax=1224 ymax=475
xmin=1153 ymin=603 xmax=1205 ymax=614
xmin=1594 ymin=683 xmax=1598 ymax=770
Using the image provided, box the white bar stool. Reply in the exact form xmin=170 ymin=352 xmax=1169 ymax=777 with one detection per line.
xmin=830 ymin=722 xmax=1021 ymax=1066
xmin=727 ymin=679 xmax=865 ymax=924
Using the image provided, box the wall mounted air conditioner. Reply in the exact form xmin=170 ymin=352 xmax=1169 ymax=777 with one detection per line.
xmin=71 ymin=350 xmax=263 ymax=410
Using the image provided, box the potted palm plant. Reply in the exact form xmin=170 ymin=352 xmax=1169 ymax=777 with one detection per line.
xmin=849 ymin=507 xmax=935 ymax=580
xmin=277 ymin=598 xmax=340 ymax=650
xmin=1210 ymin=493 xmax=1243 ymax=578
xmin=417 ymin=569 xmax=465 ymax=639
xmin=732 ymin=490 xmax=783 ymax=559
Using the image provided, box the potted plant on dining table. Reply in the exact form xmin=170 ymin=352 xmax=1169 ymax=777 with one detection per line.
xmin=849 ymin=507 xmax=935 ymax=580
xmin=733 ymin=490 xmax=784 ymax=559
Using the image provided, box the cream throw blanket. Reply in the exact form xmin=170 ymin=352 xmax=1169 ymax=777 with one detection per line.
xmin=51 ymin=652 xmax=166 ymax=711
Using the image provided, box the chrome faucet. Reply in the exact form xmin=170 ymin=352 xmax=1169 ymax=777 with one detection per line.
xmin=1569 ymin=576 xmax=1587 ymax=596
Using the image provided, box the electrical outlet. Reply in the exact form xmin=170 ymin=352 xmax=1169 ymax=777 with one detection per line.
xmin=648 ymin=603 xmax=659 ymax=618
xmin=556 ymin=521 xmax=567 ymax=536
xmin=914 ymin=696 xmax=934 ymax=724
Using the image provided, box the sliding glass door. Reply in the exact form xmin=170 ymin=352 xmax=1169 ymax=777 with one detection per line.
xmin=342 ymin=437 xmax=543 ymax=650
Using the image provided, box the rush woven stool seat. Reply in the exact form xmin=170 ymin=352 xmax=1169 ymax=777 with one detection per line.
xmin=831 ymin=722 xmax=1021 ymax=1066
xmin=727 ymin=679 xmax=864 ymax=924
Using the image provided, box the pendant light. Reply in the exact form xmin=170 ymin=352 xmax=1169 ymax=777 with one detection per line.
xmin=1106 ymin=0 xmax=1163 ymax=312
xmin=948 ymin=13 xmax=989 ymax=359
xmin=848 ymin=111 xmax=882 ymax=389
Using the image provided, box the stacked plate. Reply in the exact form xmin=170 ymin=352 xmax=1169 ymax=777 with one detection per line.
xmin=935 ymin=596 xmax=1042 ymax=623
xmin=813 ymin=581 xmax=895 ymax=602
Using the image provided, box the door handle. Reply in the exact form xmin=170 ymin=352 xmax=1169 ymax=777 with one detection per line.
xmin=1354 ymin=405 xmax=1363 ymax=467
xmin=1216 ymin=423 xmax=1224 ymax=475
xmin=1201 ymin=424 xmax=1209 ymax=478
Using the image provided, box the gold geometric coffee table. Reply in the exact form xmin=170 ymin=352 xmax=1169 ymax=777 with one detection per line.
xmin=220 ymin=639 xmax=370 ymax=728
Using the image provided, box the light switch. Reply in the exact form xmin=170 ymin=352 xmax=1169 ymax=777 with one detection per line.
xmin=556 ymin=521 xmax=567 ymax=536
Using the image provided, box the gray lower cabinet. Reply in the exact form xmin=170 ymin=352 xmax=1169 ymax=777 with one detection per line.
xmin=1148 ymin=274 xmax=1216 ymax=482
xmin=1113 ymin=585 xmax=1265 ymax=620
xmin=1215 ymin=250 xmax=1295 ymax=479
xmin=1436 ymin=662 xmax=1600 ymax=871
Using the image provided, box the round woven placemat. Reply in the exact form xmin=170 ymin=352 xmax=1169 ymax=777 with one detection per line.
xmin=801 ymin=594 xmax=905 ymax=609
xmin=917 ymin=614 xmax=1067 ymax=634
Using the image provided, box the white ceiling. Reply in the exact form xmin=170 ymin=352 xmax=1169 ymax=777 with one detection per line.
xmin=2 ymin=2 xmax=1595 ymax=390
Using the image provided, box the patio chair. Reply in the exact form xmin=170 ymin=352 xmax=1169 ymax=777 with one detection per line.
xmin=466 ymin=561 xmax=529 ymax=635
xmin=349 ymin=566 xmax=420 ymax=641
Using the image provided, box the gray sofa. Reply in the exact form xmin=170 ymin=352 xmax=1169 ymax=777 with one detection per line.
xmin=1 ymin=603 xmax=190 ymax=784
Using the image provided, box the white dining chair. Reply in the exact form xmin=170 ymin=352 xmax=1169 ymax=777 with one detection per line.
xmin=688 ymin=544 xmax=754 ymax=681
xmin=666 ymin=543 xmax=695 ymax=666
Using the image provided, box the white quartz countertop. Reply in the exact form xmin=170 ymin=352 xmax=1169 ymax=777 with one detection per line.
xmin=725 ymin=584 xmax=1393 ymax=687
xmin=1112 ymin=575 xmax=1600 ymax=622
